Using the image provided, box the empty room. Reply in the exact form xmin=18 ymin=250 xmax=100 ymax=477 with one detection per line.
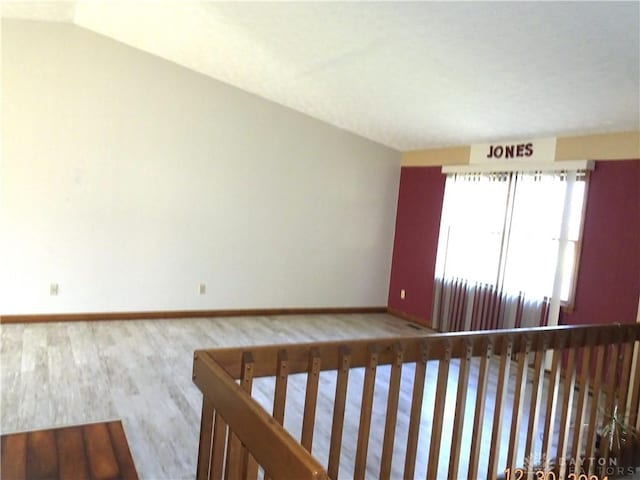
xmin=1 ymin=2 xmax=639 ymax=479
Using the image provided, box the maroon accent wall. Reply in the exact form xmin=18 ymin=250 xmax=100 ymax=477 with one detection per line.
xmin=387 ymin=160 xmax=639 ymax=328
xmin=562 ymin=159 xmax=640 ymax=326
xmin=387 ymin=167 xmax=446 ymax=325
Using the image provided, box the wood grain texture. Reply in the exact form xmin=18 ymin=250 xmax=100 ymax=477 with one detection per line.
xmin=403 ymin=341 xmax=427 ymax=480
xmin=1 ymin=313 xmax=422 ymax=479
xmin=585 ymin=343 xmax=607 ymax=476
xmin=57 ymin=427 xmax=89 ymax=480
xmin=107 ymin=422 xmax=138 ymax=480
xmin=556 ymin=345 xmax=577 ymax=479
xmin=524 ymin=345 xmax=546 ymax=471
xmin=196 ymin=398 xmax=214 ymax=480
xmin=194 ymin=323 xmax=639 ymax=479
xmin=1 ymin=421 xmax=137 ymax=480
xmin=327 ymin=347 xmax=350 ymax=480
xmin=353 ymin=346 xmax=378 ymax=480
xmin=487 ymin=338 xmax=512 ymax=479
xmin=5 ymin=313 xmax=638 ymax=480
xmin=570 ymin=339 xmax=594 ymax=473
xmin=210 ymin=413 xmax=227 ymax=480
xmin=448 ymin=339 xmax=472 ymax=480
xmin=2 ymin=433 xmax=27 ymax=480
xmin=301 ymin=349 xmax=321 ymax=452
xmin=84 ymin=423 xmax=120 ymax=480
xmin=378 ymin=344 xmax=403 ymax=480
xmin=27 ymin=430 xmax=58 ymax=479
xmin=467 ymin=338 xmax=492 ymax=480
xmin=506 ymin=337 xmax=530 ymax=471
xmin=426 ymin=341 xmax=450 ymax=480
xmin=193 ymin=351 xmax=326 ymax=480
xmin=541 ymin=348 xmax=561 ymax=472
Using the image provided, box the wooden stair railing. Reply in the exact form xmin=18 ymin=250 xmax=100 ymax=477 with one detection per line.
xmin=192 ymin=323 xmax=640 ymax=480
xmin=192 ymin=351 xmax=327 ymax=480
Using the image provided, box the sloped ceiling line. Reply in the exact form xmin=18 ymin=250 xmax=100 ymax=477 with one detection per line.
xmin=2 ymin=1 xmax=639 ymax=150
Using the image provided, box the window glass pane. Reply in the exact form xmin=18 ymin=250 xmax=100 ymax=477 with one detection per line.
xmin=502 ymin=238 xmax=559 ymax=298
xmin=568 ymin=180 xmax=586 ymax=241
xmin=502 ymin=172 xmax=567 ymax=297
xmin=434 ymin=173 xmax=509 ymax=285
xmin=511 ymin=172 xmax=566 ymax=239
xmin=434 ymin=170 xmax=586 ymax=315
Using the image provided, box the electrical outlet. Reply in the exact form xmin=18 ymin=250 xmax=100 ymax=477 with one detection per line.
xmin=400 ymin=289 xmax=406 ymax=299
xmin=199 ymin=283 xmax=206 ymax=295
xmin=50 ymin=283 xmax=59 ymax=296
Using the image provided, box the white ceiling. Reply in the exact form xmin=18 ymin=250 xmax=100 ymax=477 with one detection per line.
xmin=2 ymin=1 xmax=639 ymax=151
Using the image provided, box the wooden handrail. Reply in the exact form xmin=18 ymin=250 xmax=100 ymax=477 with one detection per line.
xmin=192 ymin=352 xmax=327 ymax=480
xmin=201 ymin=323 xmax=639 ymax=379
xmin=193 ymin=322 xmax=640 ymax=480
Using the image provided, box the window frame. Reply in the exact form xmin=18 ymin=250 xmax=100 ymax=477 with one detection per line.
xmin=435 ymin=169 xmax=589 ymax=309
xmin=560 ymin=170 xmax=590 ymax=313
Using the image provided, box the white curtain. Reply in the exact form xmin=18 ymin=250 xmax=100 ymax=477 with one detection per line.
xmin=432 ymin=170 xmax=586 ymax=331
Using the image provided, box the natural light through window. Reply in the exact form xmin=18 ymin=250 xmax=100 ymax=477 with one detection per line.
xmin=433 ymin=170 xmax=587 ymax=330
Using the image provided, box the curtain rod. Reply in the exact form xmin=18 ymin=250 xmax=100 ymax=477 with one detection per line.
xmin=442 ymin=159 xmax=594 ymax=174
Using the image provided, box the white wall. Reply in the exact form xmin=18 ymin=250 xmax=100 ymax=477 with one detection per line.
xmin=0 ymin=20 xmax=401 ymax=314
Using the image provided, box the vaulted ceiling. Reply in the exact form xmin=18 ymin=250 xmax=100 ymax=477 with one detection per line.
xmin=3 ymin=1 xmax=639 ymax=151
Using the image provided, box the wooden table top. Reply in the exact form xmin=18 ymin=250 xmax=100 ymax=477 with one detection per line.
xmin=1 ymin=420 xmax=138 ymax=480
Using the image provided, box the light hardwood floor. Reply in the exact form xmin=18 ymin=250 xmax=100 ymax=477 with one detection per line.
xmin=0 ymin=313 xmax=426 ymax=479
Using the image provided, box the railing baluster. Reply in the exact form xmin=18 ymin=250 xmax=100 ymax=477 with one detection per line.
xmin=273 ymin=350 xmax=289 ymax=425
xmin=224 ymin=425 xmax=243 ymax=480
xmin=541 ymin=342 xmax=562 ymax=473
xmin=487 ymin=337 xmax=513 ymax=479
xmin=570 ymin=332 xmax=595 ymax=475
xmin=301 ymin=348 xmax=321 ymax=453
xmin=584 ymin=341 xmax=607 ymax=476
xmin=327 ymin=346 xmax=351 ymax=480
xmin=380 ymin=344 xmax=404 ymax=480
xmin=210 ymin=412 xmax=227 ymax=480
xmin=507 ymin=336 xmax=531 ymax=473
xmin=615 ymin=334 xmax=635 ymax=449
xmin=612 ymin=336 xmax=634 ymax=468
xmin=241 ymin=353 xmax=258 ymax=480
xmin=628 ymin=339 xmax=640 ymax=432
xmin=468 ymin=337 xmax=493 ymax=480
xmin=194 ymin=324 xmax=640 ymax=480
xmin=354 ymin=345 xmax=378 ymax=480
xmin=196 ymin=397 xmax=215 ymax=480
xmin=599 ymin=338 xmax=620 ymax=471
xmin=264 ymin=350 xmax=288 ymax=480
xmin=404 ymin=341 xmax=428 ymax=480
xmin=448 ymin=338 xmax=472 ymax=480
xmin=225 ymin=353 xmax=255 ymax=480
xmin=556 ymin=338 xmax=578 ymax=479
xmin=426 ymin=340 xmax=451 ymax=480
xmin=242 ymin=354 xmax=258 ymax=480
xmin=524 ymin=342 xmax=547 ymax=479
